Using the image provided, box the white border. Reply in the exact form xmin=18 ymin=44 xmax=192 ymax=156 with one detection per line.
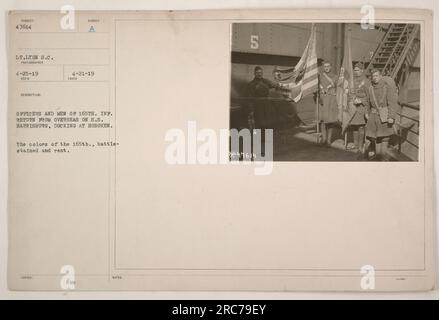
xmin=0 ymin=0 xmax=438 ymax=299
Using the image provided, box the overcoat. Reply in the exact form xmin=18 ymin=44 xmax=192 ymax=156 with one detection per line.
xmin=318 ymin=72 xmax=339 ymax=124
xmin=365 ymin=78 xmax=399 ymax=138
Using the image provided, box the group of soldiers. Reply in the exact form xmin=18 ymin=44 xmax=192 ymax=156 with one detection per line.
xmin=245 ymin=62 xmax=400 ymax=161
xmin=318 ymin=61 xmax=399 ymax=160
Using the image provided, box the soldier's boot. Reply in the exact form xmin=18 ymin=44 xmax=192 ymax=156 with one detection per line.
xmin=327 ymin=126 xmax=334 ymax=146
xmin=367 ymin=139 xmax=378 ymax=160
xmin=320 ymin=123 xmax=327 ymax=145
xmin=380 ymin=138 xmax=390 ymax=161
xmin=353 ymin=130 xmax=359 ymax=150
xmin=357 ymin=137 xmax=370 ymax=160
xmin=373 ymin=142 xmax=379 ymax=161
xmin=358 ymin=126 xmax=365 ymax=153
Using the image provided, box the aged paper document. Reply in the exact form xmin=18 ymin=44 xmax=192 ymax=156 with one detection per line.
xmin=7 ymin=9 xmax=435 ymax=291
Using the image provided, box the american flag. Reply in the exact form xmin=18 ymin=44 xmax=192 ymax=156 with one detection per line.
xmin=337 ymin=24 xmax=357 ymax=133
xmin=277 ymin=24 xmax=319 ymax=102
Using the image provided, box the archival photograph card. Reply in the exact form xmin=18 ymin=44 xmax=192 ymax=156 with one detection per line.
xmin=7 ymin=9 xmax=435 ymax=291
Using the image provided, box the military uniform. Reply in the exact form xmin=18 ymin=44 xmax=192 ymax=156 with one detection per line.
xmin=350 ymin=74 xmax=370 ymax=125
xmin=247 ymin=78 xmax=279 ymax=128
xmin=318 ymin=72 xmax=339 ymax=124
xmin=245 ymin=77 xmax=279 ymax=128
xmin=365 ymin=78 xmax=399 ymax=138
xmin=247 ymin=78 xmax=278 ymax=98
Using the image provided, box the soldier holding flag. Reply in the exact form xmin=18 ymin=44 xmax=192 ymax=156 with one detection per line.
xmin=350 ymin=62 xmax=370 ymax=153
xmin=336 ymin=24 xmax=362 ymax=151
xmin=318 ymin=61 xmax=339 ymax=146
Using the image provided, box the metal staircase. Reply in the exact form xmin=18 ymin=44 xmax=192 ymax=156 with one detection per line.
xmin=365 ymin=24 xmax=420 ymax=87
xmin=365 ymin=23 xmax=421 ymax=161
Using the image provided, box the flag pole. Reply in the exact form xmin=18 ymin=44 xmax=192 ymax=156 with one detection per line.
xmin=316 ymin=92 xmax=320 ymax=142
xmin=313 ymin=23 xmax=320 ymax=143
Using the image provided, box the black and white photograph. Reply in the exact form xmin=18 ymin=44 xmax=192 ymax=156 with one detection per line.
xmin=230 ymin=23 xmax=420 ymax=161
xmin=2 ymin=6 xmax=436 ymax=298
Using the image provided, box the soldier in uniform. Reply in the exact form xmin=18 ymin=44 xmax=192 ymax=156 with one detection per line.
xmin=364 ymin=69 xmax=399 ymax=161
xmin=318 ymin=61 xmax=339 ymax=146
xmin=270 ymin=66 xmax=286 ymax=99
xmin=269 ymin=66 xmax=302 ymax=134
xmin=272 ymin=66 xmax=282 ymax=82
xmin=350 ymin=62 xmax=370 ymax=153
xmin=245 ymin=66 xmax=281 ymax=129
